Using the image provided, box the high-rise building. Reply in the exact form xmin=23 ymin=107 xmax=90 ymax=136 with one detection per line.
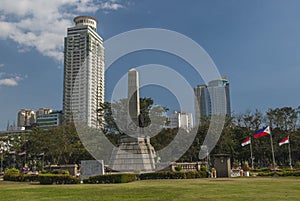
xmin=17 ymin=109 xmax=36 ymax=128
xmin=169 ymin=111 xmax=193 ymax=132
xmin=207 ymin=77 xmax=231 ymax=116
xmin=63 ymin=16 xmax=105 ymax=128
xmin=194 ymin=77 xmax=231 ymax=126
xmin=194 ymin=84 xmax=210 ymax=123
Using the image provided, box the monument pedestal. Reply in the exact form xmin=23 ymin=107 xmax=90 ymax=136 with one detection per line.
xmin=109 ymin=135 xmax=156 ymax=173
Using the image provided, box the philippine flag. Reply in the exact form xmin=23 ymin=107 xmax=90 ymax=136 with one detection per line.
xmin=279 ymin=136 xmax=289 ymax=146
xmin=241 ymin=137 xmax=251 ymax=146
xmin=254 ymin=126 xmax=271 ymax=138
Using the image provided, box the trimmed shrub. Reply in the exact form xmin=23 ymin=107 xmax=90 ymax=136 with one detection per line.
xmin=83 ymin=174 xmax=136 ymax=184
xmin=174 ymin=166 xmax=182 ymax=172
xmin=38 ymin=174 xmax=80 ymax=185
xmin=200 ymin=166 xmax=207 ymax=172
xmin=4 ymin=168 xmax=20 ymax=175
xmin=295 ymin=162 xmax=300 ymax=168
xmin=38 ymin=174 xmax=54 ymax=184
xmin=257 ymin=170 xmax=300 ymax=177
xmin=139 ymin=171 xmax=207 ymax=180
xmin=61 ymin=169 xmax=70 ymax=175
xmin=3 ymin=171 xmax=80 ymax=184
xmin=3 ymin=173 xmax=39 ymax=182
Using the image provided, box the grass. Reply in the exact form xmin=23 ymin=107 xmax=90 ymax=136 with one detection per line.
xmin=1 ymin=177 xmax=300 ymax=201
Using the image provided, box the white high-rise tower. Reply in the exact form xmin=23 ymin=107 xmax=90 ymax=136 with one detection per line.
xmin=63 ymin=16 xmax=104 ymax=128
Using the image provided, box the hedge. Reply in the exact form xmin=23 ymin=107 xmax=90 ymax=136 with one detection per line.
xmin=83 ymin=174 xmax=136 ymax=184
xmin=257 ymin=170 xmax=300 ymax=177
xmin=38 ymin=174 xmax=81 ymax=184
xmin=3 ymin=174 xmax=39 ymax=182
xmin=4 ymin=173 xmax=80 ymax=184
xmin=139 ymin=171 xmax=207 ymax=180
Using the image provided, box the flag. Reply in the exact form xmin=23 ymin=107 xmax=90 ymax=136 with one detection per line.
xmin=9 ymin=150 xmax=15 ymax=154
xmin=279 ymin=136 xmax=289 ymax=146
xmin=254 ymin=126 xmax=271 ymax=138
xmin=18 ymin=150 xmax=26 ymax=156
xmin=241 ymin=137 xmax=251 ymax=146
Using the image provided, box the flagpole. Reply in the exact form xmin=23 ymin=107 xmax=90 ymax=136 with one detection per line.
xmin=249 ymin=138 xmax=254 ymax=169
xmin=25 ymin=152 xmax=27 ymax=168
xmin=288 ymin=136 xmax=292 ymax=169
xmin=42 ymin=154 xmax=45 ymax=171
xmin=269 ymin=131 xmax=276 ymax=171
xmin=13 ymin=152 xmax=16 ymax=168
xmin=0 ymin=152 xmax=3 ymax=173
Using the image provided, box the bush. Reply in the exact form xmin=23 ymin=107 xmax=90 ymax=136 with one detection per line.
xmin=174 ymin=166 xmax=182 ymax=172
xmin=3 ymin=171 xmax=80 ymax=184
xmin=38 ymin=174 xmax=54 ymax=184
xmin=200 ymin=166 xmax=207 ymax=172
xmin=257 ymin=170 xmax=300 ymax=177
xmin=38 ymin=174 xmax=80 ymax=185
xmin=4 ymin=168 xmax=20 ymax=175
xmin=83 ymin=174 xmax=136 ymax=184
xmin=3 ymin=173 xmax=39 ymax=182
xmin=139 ymin=171 xmax=207 ymax=180
xmin=61 ymin=169 xmax=70 ymax=175
xmin=295 ymin=162 xmax=300 ymax=168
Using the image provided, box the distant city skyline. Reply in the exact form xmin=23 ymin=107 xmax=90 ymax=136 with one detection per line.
xmin=1 ymin=0 xmax=300 ymax=130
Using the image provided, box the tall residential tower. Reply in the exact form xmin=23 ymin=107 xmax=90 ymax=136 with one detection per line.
xmin=63 ymin=16 xmax=105 ymax=128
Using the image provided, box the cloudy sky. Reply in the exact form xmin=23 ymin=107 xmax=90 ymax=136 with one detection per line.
xmin=0 ymin=0 xmax=300 ymax=130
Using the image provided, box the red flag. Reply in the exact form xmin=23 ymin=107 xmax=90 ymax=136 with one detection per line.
xmin=279 ymin=136 xmax=289 ymax=146
xmin=18 ymin=150 xmax=26 ymax=156
xmin=9 ymin=150 xmax=15 ymax=154
xmin=241 ymin=137 xmax=251 ymax=146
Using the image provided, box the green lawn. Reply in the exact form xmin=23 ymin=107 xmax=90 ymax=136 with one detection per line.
xmin=1 ymin=177 xmax=300 ymax=201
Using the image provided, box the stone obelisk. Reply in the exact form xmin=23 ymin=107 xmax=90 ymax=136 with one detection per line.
xmin=128 ymin=69 xmax=140 ymax=129
xmin=108 ymin=68 xmax=156 ymax=173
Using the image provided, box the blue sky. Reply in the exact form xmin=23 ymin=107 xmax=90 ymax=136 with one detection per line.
xmin=0 ymin=0 xmax=300 ymax=130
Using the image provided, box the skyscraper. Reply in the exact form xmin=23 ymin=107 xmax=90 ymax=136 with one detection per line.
xmin=207 ymin=77 xmax=231 ymax=116
xmin=194 ymin=84 xmax=210 ymax=124
xmin=63 ymin=16 xmax=104 ymax=128
xmin=194 ymin=77 xmax=231 ymax=126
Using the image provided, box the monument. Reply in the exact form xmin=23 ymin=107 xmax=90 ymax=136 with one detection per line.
xmin=109 ymin=69 xmax=156 ymax=172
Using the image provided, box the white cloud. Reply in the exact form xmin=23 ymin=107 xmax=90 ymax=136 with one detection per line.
xmin=0 ymin=76 xmax=22 ymax=86
xmin=0 ymin=0 xmax=125 ymax=62
xmin=101 ymin=1 xmax=124 ymax=10
xmin=0 ymin=72 xmax=24 ymax=87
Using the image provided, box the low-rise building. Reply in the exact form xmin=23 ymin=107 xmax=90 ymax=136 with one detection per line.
xmin=36 ymin=111 xmax=63 ymax=129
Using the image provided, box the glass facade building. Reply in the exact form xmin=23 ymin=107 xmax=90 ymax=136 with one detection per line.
xmin=194 ymin=77 xmax=231 ymax=126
